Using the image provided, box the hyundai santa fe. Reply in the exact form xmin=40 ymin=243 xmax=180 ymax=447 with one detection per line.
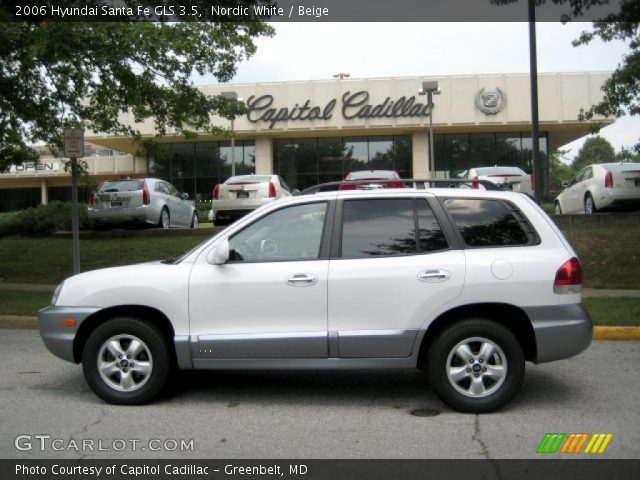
xmin=39 ymin=186 xmax=592 ymax=412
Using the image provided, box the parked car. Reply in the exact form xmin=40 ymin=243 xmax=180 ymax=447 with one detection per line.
xmin=554 ymin=162 xmax=640 ymax=214
xmin=462 ymin=166 xmax=534 ymax=197
xmin=339 ymin=170 xmax=405 ymax=190
xmin=40 ymin=186 xmax=591 ymax=412
xmin=88 ymin=178 xmax=198 ymax=229
xmin=208 ymin=174 xmax=292 ymax=224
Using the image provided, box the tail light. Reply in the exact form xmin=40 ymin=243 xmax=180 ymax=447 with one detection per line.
xmin=530 ymin=173 xmax=535 ymax=189
xmin=268 ymin=181 xmax=276 ymax=198
xmin=213 ymin=184 xmax=220 ymax=200
xmin=554 ymin=257 xmax=582 ymax=294
xmin=339 ymin=183 xmax=357 ymax=190
xmin=386 ymin=181 xmax=406 ymax=189
xmin=142 ymin=180 xmax=150 ymax=205
xmin=604 ymin=171 xmax=613 ymax=189
xmin=471 ymin=176 xmax=479 ymax=189
xmin=87 ymin=191 xmax=95 ymax=207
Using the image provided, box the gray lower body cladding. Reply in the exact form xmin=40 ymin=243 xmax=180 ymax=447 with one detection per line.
xmin=524 ymin=303 xmax=593 ymax=363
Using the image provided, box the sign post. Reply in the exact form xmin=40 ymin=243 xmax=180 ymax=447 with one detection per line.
xmin=63 ymin=128 xmax=84 ymax=275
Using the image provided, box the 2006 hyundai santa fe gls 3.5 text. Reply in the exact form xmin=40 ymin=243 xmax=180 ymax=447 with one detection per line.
xmin=39 ymin=185 xmax=592 ymax=412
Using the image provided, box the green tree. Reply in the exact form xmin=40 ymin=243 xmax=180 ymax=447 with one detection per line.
xmin=571 ymin=136 xmax=616 ymax=171
xmin=573 ymin=3 xmax=640 ymax=152
xmin=548 ymin=148 xmax=574 ymax=193
xmin=0 ymin=3 xmax=274 ymax=169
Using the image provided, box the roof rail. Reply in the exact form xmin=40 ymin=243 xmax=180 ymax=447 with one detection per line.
xmin=312 ymin=178 xmax=503 ymax=191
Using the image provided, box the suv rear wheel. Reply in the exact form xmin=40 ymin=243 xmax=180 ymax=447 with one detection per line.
xmin=82 ymin=317 xmax=173 ymax=405
xmin=426 ymin=318 xmax=525 ymax=413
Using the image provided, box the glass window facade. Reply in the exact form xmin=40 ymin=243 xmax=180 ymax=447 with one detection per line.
xmin=147 ymin=140 xmax=255 ymax=203
xmin=433 ymin=131 xmax=548 ymax=180
xmin=274 ymin=135 xmax=412 ymax=191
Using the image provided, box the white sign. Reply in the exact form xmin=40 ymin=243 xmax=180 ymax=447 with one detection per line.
xmin=1 ymin=161 xmax=61 ymax=175
xmin=63 ymin=128 xmax=84 ymax=158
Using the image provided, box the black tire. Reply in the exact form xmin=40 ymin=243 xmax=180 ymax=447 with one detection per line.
xmin=584 ymin=193 xmax=596 ymax=215
xmin=158 ymin=208 xmax=170 ymax=228
xmin=426 ymin=318 xmax=525 ymax=413
xmin=81 ymin=317 xmax=173 ymax=405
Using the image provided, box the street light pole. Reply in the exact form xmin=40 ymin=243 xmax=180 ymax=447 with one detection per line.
xmin=221 ymin=91 xmax=243 ymax=178
xmin=529 ymin=0 xmax=543 ymax=204
xmin=418 ymin=81 xmax=440 ymax=177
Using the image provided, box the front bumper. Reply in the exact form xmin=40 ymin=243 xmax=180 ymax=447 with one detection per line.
xmin=524 ymin=304 xmax=593 ymax=363
xmin=38 ymin=306 xmax=101 ymax=363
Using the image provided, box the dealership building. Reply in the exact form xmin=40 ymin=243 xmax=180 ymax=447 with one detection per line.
xmin=0 ymin=72 xmax=612 ymax=211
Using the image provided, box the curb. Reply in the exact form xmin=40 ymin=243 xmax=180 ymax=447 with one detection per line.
xmin=593 ymin=326 xmax=640 ymax=341
xmin=1 ymin=316 xmax=639 ymax=340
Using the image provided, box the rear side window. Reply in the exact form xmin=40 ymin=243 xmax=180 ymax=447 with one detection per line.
xmin=340 ymin=198 xmax=448 ymax=258
xmin=444 ymin=198 xmax=535 ymax=247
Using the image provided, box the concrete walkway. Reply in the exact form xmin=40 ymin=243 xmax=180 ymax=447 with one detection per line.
xmin=582 ymin=288 xmax=640 ymax=298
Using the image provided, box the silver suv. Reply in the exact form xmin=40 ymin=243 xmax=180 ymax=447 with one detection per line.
xmin=40 ymin=182 xmax=592 ymax=412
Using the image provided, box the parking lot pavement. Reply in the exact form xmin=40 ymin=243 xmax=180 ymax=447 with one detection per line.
xmin=1 ymin=329 xmax=638 ymax=460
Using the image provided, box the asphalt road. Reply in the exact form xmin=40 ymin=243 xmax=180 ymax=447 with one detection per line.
xmin=1 ymin=329 xmax=638 ymax=459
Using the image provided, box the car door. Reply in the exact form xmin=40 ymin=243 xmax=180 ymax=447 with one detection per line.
xmin=188 ymin=200 xmax=333 ymax=358
xmin=327 ymin=196 xmax=465 ymax=358
xmin=167 ymin=183 xmax=190 ymax=226
xmin=564 ymin=168 xmax=587 ymax=213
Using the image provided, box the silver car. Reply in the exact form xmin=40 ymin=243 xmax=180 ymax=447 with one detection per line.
xmin=88 ymin=178 xmax=198 ymax=229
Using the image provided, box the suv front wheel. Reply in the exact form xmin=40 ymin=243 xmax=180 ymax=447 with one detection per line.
xmin=82 ymin=317 xmax=173 ymax=405
xmin=426 ymin=318 xmax=525 ymax=413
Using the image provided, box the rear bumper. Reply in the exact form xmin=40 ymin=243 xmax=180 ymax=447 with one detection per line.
xmin=598 ymin=189 xmax=640 ymax=209
xmin=38 ymin=306 xmax=101 ymax=363
xmin=88 ymin=205 xmax=158 ymax=225
xmin=212 ymin=198 xmax=275 ymax=218
xmin=524 ymin=304 xmax=593 ymax=364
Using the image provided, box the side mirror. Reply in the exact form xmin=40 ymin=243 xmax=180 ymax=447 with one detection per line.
xmin=181 ymin=192 xmax=189 ymax=200
xmin=292 ymin=189 xmax=300 ymax=195
xmin=206 ymin=238 xmax=230 ymax=265
xmin=561 ymin=181 xmax=569 ymax=188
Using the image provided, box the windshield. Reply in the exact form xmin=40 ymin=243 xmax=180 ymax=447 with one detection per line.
xmin=226 ymin=175 xmax=272 ymax=184
xmin=99 ymin=180 xmax=144 ymax=192
xmin=475 ymin=167 xmax=525 ymax=176
xmin=601 ymin=163 xmax=640 ymax=172
xmin=346 ymin=170 xmax=398 ymax=180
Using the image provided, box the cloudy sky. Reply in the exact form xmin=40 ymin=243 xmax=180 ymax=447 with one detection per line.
xmin=194 ymin=22 xmax=638 ymax=162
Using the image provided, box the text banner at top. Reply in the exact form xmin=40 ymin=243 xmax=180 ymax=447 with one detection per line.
xmin=1 ymin=0 xmax=638 ymax=23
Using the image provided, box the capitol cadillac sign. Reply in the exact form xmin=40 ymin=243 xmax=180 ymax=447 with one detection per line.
xmin=246 ymin=90 xmax=435 ymax=129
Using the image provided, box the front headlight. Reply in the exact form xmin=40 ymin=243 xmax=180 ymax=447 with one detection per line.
xmin=51 ymin=281 xmax=65 ymax=306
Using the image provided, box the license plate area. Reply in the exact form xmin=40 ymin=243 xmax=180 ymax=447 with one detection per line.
xmin=110 ymin=201 xmax=123 ymax=208
xmin=236 ymin=191 xmax=249 ymax=199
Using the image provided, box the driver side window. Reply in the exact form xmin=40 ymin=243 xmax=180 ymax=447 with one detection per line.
xmin=228 ymin=202 xmax=327 ymax=263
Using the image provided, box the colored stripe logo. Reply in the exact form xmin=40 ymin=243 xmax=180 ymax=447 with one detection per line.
xmin=537 ymin=433 xmax=613 ymax=454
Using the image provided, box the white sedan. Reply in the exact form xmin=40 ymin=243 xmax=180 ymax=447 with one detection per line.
xmin=554 ymin=162 xmax=640 ymax=214
xmin=209 ymin=174 xmax=293 ymax=224
xmin=463 ymin=166 xmax=534 ymax=197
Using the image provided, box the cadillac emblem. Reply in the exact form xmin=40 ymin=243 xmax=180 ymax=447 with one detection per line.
xmin=475 ymin=87 xmax=505 ymax=115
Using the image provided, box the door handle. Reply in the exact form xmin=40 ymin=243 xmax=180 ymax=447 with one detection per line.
xmin=418 ymin=269 xmax=451 ymax=283
xmin=286 ymin=273 xmax=318 ymax=287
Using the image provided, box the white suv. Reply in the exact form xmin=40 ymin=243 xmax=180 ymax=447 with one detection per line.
xmin=39 ymin=186 xmax=592 ymax=412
